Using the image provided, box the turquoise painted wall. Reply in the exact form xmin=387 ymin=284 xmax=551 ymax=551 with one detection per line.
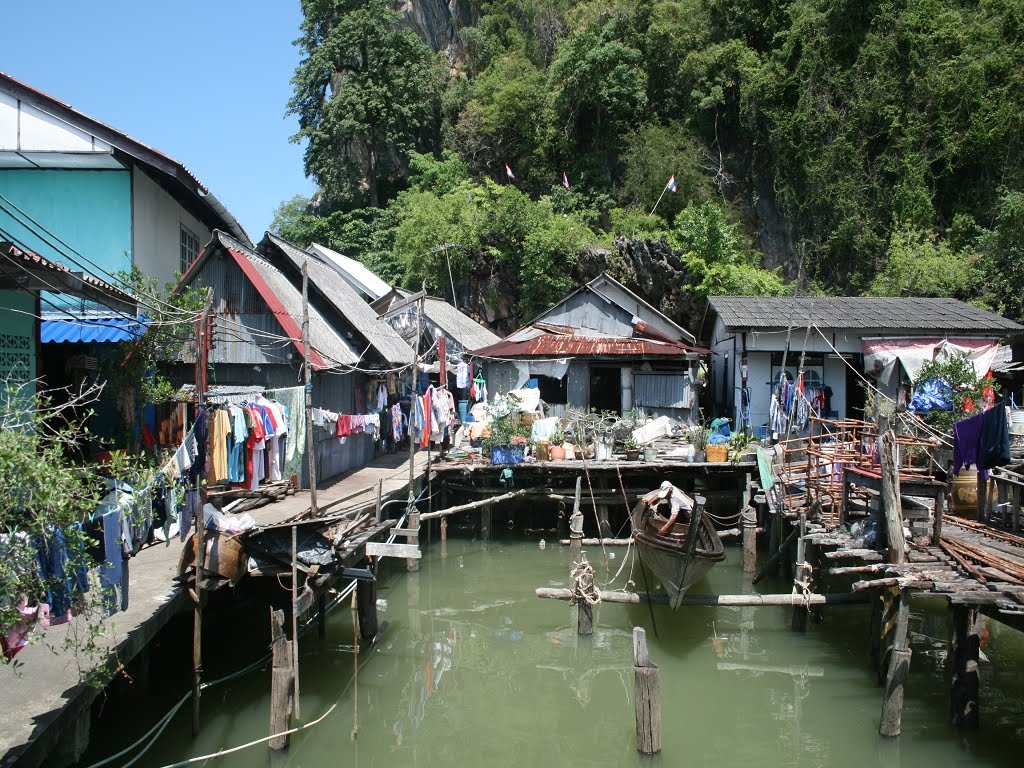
xmin=0 ymin=170 xmax=131 ymax=309
xmin=0 ymin=289 xmax=37 ymax=398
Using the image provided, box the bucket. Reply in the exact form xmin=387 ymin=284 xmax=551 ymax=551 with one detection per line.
xmin=593 ymin=438 xmax=614 ymax=461
xmin=458 ymin=400 xmax=469 ymax=423
xmin=1010 ymin=409 xmax=1024 ymax=435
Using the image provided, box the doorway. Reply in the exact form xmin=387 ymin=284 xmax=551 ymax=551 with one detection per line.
xmin=589 ymin=366 xmax=622 ymax=414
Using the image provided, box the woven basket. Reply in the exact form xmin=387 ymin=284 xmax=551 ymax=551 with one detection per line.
xmin=706 ymin=444 xmax=729 ymax=463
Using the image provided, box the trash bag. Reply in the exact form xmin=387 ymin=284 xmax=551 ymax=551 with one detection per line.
xmin=908 ymin=378 xmax=953 ymax=413
xmin=708 ymin=417 xmax=732 ymax=445
xmin=849 ymin=518 xmax=879 ymax=548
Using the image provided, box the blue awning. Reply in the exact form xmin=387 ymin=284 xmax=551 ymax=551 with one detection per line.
xmin=41 ymin=316 xmax=148 ymax=344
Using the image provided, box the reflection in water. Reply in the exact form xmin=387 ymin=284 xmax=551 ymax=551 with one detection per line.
xmin=80 ymin=537 xmax=1024 ymax=768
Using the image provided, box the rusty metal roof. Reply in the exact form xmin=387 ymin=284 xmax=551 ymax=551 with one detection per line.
xmin=471 ymin=325 xmax=707 ymax=359
xmin=0 ymin=240 xmax=137 ymax=314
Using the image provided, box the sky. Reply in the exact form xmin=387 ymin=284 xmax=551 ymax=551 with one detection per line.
xmin=3 ymin=0 xmax=315 ymax=239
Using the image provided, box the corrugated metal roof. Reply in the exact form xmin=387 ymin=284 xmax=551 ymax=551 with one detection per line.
xmin=261 ymin=233 xmax=413 ymax=365
xmin=307 ymin=242 xmax=391 ymax=300
xmin=472 ymin=326 xmax=706 ymax=358
xmin=708 ymin=296 xmax=1024 ymax=333
xmin=380 ymin=294 xmax=500 ymax=352
xmin=191 ymin=232 xmax=359 ymax=370
xmin=41 ymin=315 xmax=147 ymax=343
xmin=0 ymin=241 xmax=137 ymax=314
xmin=422 ymin=297 xmax=501 ymax=350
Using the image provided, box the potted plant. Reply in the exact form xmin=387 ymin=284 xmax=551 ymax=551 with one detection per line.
xmin=624 ymin=435 xmax=641 ymax=461
xmin=548 ymin=431 xmax=566 ymax=461
xmin=687 ymin=425 xmax=710 ymax=462
xmin=484 ymin=415 xmax=531 ymax=464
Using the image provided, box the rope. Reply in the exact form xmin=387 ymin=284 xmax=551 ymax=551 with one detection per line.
xmin=569 ymin=558 xmax=601 ymax=606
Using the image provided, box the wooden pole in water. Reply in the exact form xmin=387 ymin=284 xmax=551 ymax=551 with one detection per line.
xmin=269 ymin=608 xmax=293 ymax=750
xmin=569 ymin=476 xmax=584 ymax=567
xmin=879 ymin=588 xmax=912 ymax=737
xmin=880 ymin=428 xmax=906 ymax=564
xmin=536 ymin=588 xmax=869 ymax=606
xmin=291 ymin=524 xmax=301 ymax=719
xmin=633 ymin=627 xmax=661 ymax=755
xmin=791 ymin=509 xmax=809 ymax=632
xmin=375 ymin=478 xmax=382 ymax=524
xmin=742 ymin=505 xmax=757 ymax=574
xmin=950 ymin=604 xmax=980 ymax=728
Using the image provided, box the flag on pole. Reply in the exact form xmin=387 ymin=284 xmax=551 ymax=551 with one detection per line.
xmin=562 ymin=171 xmax=571 ymax=190
xmin=505 ymin=163 xmax=516 ymax=181
xmin=666 ymin=175 xmax=677 ymax=192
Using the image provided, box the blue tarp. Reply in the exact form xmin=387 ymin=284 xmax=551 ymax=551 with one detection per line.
xmin=908 ymin=378 xmax=953 ymax=413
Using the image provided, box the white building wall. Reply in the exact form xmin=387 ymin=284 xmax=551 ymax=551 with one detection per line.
xmin=131 ymin=166 xmax=211 ymax=288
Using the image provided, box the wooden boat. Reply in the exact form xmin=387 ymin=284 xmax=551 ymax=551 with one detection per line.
xmin=630 ymin=491 xmax=725 ymax=610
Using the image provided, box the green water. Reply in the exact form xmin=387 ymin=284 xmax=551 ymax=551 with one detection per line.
xmin=83 ymin=537 xmax=1024 ymax=768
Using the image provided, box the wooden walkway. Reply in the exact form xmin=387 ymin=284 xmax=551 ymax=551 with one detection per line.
xmin=0 ymin=449 xmax=429 ymax=768
xmin=791 ymin=511 xmax=1024 ymax=632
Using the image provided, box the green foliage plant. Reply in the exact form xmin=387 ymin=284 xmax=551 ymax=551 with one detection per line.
xmin=912 ymin=351 xmax=998 ymax=439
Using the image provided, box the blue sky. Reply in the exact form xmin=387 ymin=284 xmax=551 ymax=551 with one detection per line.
xmin=3 ymin=1 xmax=314 ymax=239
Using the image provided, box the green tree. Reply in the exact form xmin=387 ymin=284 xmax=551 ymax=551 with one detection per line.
xmin=672 ymin=201 xmax=786 ymax=299
xmin=868 ymin=227 xmax=980 ymax=300
xmin=288 ymin=0 xmax=445 ymax=208
xmin=620 ymin=122 xmax=712 ymax=221
xmin=979 ymin=191 xmax=1024 ymax=321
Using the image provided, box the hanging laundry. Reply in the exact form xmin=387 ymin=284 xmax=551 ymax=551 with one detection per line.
xmin=456 ymin=362 xmax=469 ymax=389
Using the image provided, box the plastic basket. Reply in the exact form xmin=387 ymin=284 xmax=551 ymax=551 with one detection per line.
xmin=706 ymin=444 xmax=729 ymax=463
xmin=490 ymin=446 xmax=524 ymax=465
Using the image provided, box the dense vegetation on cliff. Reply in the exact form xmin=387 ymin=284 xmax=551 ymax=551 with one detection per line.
xmin=278 ymin=0 xmax=1024 ymax=332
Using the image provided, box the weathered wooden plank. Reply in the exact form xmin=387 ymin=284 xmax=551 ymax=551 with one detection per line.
xmin=269 ymin=608 xmax=293 ymax=750
xmin=365 ymin=542 xmax=422 ymax=559
xmin=633 ymin=627 xmax=661 ymax=755
xmin=823 ymin=548 xmax=884 ymax=562
xmin=535 ymin=588 xmax=869 ymax=606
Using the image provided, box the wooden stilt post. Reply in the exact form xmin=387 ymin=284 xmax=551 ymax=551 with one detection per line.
xmin=481 ymin=501 xmax=492 ymax=541
xmin=356 ymin=573 xmax=379 ymax=641
xmin=791 ymin=510 xmax=809 ymax=632
xmin=950 ymin=604 xmax=980 ymax=728
xmin=440 ymin=516 xmax=448 ymax=560
xmin=869 ymin=588 xmax=883 ymax=675
xmin=932 ymin=485 xmax=946 ymax=546
xmin=742 ymin=506 xmax=757 ymax=574
xmin=633 ymin=627 xmax=661 ymax=755
xmin=406 ymin=511 xmax=420 ymax=573
xmin=375 ymin=478 xmax=382 ymax=523
xmin=880 ymin=428 xmax=906 ymax=564
xmin=269 ymin=608 xmax=293 ymax=750
xmin=879 ymin=588 xmax=912 ymax=737
xmin=291 ymin=525 xmax=301 ymax=719
xmin=768 ymin=509 xmax=781 ymax=578
xmin=569 ymin=476 xmax=584 ymax=567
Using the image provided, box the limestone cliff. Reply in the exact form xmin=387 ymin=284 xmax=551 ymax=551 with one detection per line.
xmin=394 ymin=0 xmax=477 ymax=61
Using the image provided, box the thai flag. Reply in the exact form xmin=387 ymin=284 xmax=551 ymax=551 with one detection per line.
xmin=562 ymin=171 xmax=570 ymax=190
xmin=666 ymin=175 xmax=677 ymax=192
xmin=505 ymin=163 xmax=515 ymax=180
